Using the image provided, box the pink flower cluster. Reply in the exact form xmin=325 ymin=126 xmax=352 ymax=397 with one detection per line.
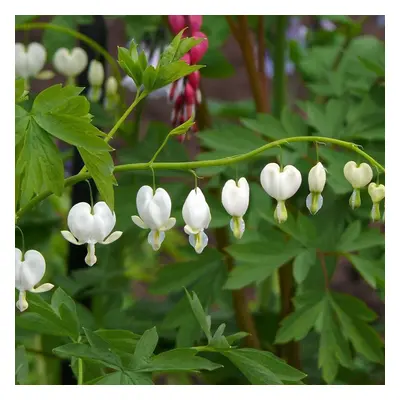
xmin=167 ymin=15 xmax=209 ymax=140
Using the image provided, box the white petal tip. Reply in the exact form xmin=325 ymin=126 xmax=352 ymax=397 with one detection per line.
xmin=60 ymin=230 xmax=79 ymax=245
xmin=102 ymin=231 xmax=123 ymax=244
xmin=131 ymin=215 xmax=148 ymax=229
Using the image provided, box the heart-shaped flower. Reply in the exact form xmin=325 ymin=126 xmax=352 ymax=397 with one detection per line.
xmin=182 ymin=187 xmax=211 ymax=254
xmin=15 ymin=42 xmax=47 ymax=80
xmin=306 ymin=162 xmax=327 ymax=215
xmin=53 ymin=47 xmax=88 ymax=78
xmin=344 ymin=161 xmax=373 ymax=209
xmin=368 ymin=182 xmax=385 ymax=221
xmin=87 ymin=60 xmax=104 ymax=102
xmin=260 ymin=163 xmax=302 ymax=223
xmin=131 ymin=186 xmax=176 ymax=251
xmin=15 ymin=248 xmax=54 ymax=312
xmin=189 ymin=32 xmax=208 ymax=64
xmin=343 ymin=161 xmax=373 ymax=189
xmin=221 ymin=177 xmax=250 ymax=239
xmin=61 ymin=202 xmax=122 ymax=266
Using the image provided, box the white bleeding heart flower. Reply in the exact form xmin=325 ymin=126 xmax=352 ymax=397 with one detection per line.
xmin=15 ymin=248 xmax=54 ymax=312
xmin=61 ymin=202 xmax=122 ymax=266
xmin=182 ymin=187 xmax=211 ymax=254
xmin=260 ymin=163 xmax=302 ymax=224
xmin=131 ymin=186 xmax=176 ymax=251
xmin=15 ymin=42 xmax=47 ymax=80
xmin=306 ymin=162 xmax=327 ymax=215
xmin=344 ymin=161 xmax=373 ymax=209
xmin=53 ymin=47 xmax=88 ymax=79
xmin=104 ymin=76 xmax=120 ymax=110
xmin=221 ymin=177 xmax=250 ymax=239
xmin=87 ymin=60 xmax=104 ymax=102
xmin=368 ymin=183 xmax=385 ymax=221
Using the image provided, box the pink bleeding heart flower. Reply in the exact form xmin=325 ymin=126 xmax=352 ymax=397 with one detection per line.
xmin=184 ymin=82 xmax=195 ymax=105
xmin=181 ymin=53 xmax=191 ymax=65
xmin=190 ymin=32 xmax=208 ymax=64
xmin=168 ymin=15 xmax=186 ymax=34
xmin=188 ymin=15 xmax=203 ymax=31
xmin=188 ymin=70 xmax=200 ymax=90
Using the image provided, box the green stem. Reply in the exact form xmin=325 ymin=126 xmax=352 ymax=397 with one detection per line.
xmin=78 ymin=358 xmax=83 ymax=385
xmin=15 ymin=136 xmax=385 ymax=220
xmin=15 ymin=23 xmax=122 ymax=84
xmin=78 ymin=90 xmax=146 ymax=174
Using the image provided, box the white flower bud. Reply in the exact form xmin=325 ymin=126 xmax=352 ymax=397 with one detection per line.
xmin=343 ymin=161 xmax=373 ymax=189
xmin=88 ymin=60 xmax=104 ymax=87
xmin=131 ymin=186 xmax=176 ymax=251
xmin=15 ymin=248 xmax=54 ymax=312
xmin=306 ymin=162 xmax=326 ymax=215
xmin=15 ymin=42 xmax=47 ymax=79
xmin=308 ymin=162 xmax=326 ymax=193
xmin=368 ymin=183 xmax=385 ymax=221
xmin=221 ymin=177 xmax=249 ymax=239
xmin=368 ymin=183 xmax=385 ymax=203
xmin=53 ymin=47 xmax=88 ymax=78
xmin=61 ymin=202 xmax=122 ymax=266
xmin=182 ymin=188 xmax=211 ymax=254
xmin=105 ymin=76 xmax=118 ymax=96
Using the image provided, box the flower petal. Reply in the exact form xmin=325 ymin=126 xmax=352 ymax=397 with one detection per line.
xmin=161 ymin=217 xmax=176 ymax=231
xmin=184 ymin=225 xmax=198 ymax=235
xmin=30 ymin=283 xmax=54 ymax=293
xmin=131 ymin=215 xmax=148 ymax=229
xmin=85 ymin=244 xmax=97 ymax=267
xmin=188 ymin=232 xmax=208 ymax=254
xmin=102 ymin=231 xmax=123 ymax=244
xmin=60 ymin=230 xmax=80 ymax=245
xmin=182 ymin=188 xmax=211 ymax=230
xmin=147 ymin=230 xmax=166 ymax=251
xmin=17 ymin=250 xmax=46 ymax=291
xmin=16 ymin=291 xmax=29 ymax=312
xmin=67 ymin=202 xmax=94 ymax=243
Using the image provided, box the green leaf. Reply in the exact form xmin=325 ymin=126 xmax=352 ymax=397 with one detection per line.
xmin=159 ymin=30 xmax=202 ymax=66
xmin=15 ymin=78 xmax=26 ymax=102
xmin=325 ymin=99 xmax=347 ymax=137
xmin=143 ymin=65 xmax=158 ymax=92
xmin=330 ymin=294 xmax=383 ymax=363
xmin=130 ymin=327 xmax=158 ymax=369
xmin=136 ymin=349 xmax=223 ymax=372
xmin=168 ymin=114 xmax=195 ymax=136
xmin=16 ymin=118 xmax=64 ymax=197
xmin=224 ymin=240 xmax=302 ymax=289
xmin=358 ymin=56 xmax=384 ymax=77
xmin=223 ymin=349 xmax=282 ymax=384
xmin=306 ymin=102 xmax=326 ymax=135
xmin=15 ymin=346 xmax=29 ymax=384
xmin=53 ymin=343 xmax=123 ymax=369
xmin=225 ymin=332 xmax=250 ymax=345
xmin=118 ymin=46 xmax=143 ymax=86
xmin=275 ymin=295 xmax=324 ymax=344
xmin=241 ymin=114 xmax=287 ymax=141
xmin=94 ymin=329 xmax=140 ymax=353
xmin=331 ymin=292 xmax=377 ymax=322
xmin=88 ymin=371 xmax=153 ymax=385
xmin=337 ymin=220 xmax=361 ymax=247
xmin=150 ymin=251 xmax=221 ymax=295
xmin=31 ymin=84 xmax=110 ymax=151
xmin=228 ymin=348 xmax=306 ymax=382
xmin=78 ymin=147 xmax=115 ymax=210
xmin=293 ymin=249 xmax=316 ymax=284
xmin=337 ymin=226 xmax=384 ymax=252
xmin=185 ymin=289 xmax=212 ymax=342
xmin=51 ymin=288 xmax=80 ymax=340
xmin=153 ymin=62 xmax=203 ymax=90
xmin=15 ymin=105 xmax=30 ymax=144
xmin=345 ymin=254 xmax=384 ymax=288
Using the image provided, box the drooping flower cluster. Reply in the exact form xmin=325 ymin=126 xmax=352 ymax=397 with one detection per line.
xmin=16 ymin=158 xmax=384 ymax=312
xmin=15 ymin=43 xmax=119 ymax=106
xmin=168 ymin=15 xmax=208 ymax=140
